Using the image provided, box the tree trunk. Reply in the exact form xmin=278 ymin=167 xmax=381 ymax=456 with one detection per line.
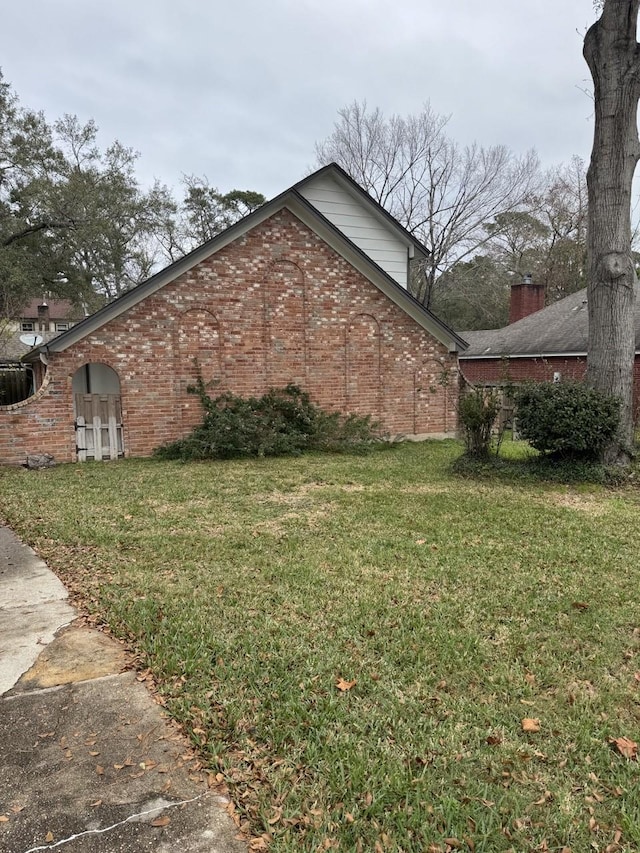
xmin=583 ymin=0 xmax=640 ymax=464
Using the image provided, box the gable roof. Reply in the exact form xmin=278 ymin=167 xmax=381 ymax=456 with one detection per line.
xmin=296 ymin=162 xmax=431 ymax=261
xmin=25 ymin=163 xmax=466 ymax=360
xmin=460 ymin=284 xmax=640 ymax=359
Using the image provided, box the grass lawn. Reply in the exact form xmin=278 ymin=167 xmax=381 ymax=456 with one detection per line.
xmin=1 ymin=440 xmax=639 ymax=852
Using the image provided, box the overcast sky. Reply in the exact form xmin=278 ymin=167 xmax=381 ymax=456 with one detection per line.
xmin=1 ymin=1 xmax=597 ymax=199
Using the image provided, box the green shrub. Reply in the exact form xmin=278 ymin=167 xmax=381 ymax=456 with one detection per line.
xmin=513 ymin=381 xmax=620 ymax=459
xmin=458 ymin=386 xmax=502 ymax=456
xmin=154 ymin=382 xmax=381 ymax=461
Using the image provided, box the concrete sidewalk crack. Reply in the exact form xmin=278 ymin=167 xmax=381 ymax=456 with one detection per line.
xmin=21 ymin=792 xmax=208 ymax=852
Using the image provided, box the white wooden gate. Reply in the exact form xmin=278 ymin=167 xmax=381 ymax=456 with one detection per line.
xmin=75 ymin=394 xmax=124 ymax=461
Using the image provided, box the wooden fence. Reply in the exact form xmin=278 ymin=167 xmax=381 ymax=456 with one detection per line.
xmin=0 ymin=363 xmax=32 ymax=405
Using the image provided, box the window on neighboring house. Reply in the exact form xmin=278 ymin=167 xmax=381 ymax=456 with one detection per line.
xmin=55 ymin=322 xmax=69 ymax=332
xmin=20 ymin=321 xmax=34 ymax=332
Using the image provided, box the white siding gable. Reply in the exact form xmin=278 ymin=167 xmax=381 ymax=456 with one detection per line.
xmin=298 ymin=173 xmax=410 ymax=289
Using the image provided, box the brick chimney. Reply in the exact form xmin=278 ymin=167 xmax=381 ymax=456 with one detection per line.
xmin=509 ymin=274 xmax=545 ymax=324
xmin=37 ymin=301 xmax=50 ymax=332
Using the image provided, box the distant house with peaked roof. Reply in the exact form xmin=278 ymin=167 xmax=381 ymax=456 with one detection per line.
xmin=0 ymin=299 xmax=85 ymax=408
xmin=1 ymin=299 xmax=85 ymax=362
xmin=0 ymin=163 xmax=466 ymax=464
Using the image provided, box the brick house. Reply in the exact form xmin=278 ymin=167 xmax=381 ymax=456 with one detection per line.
xmin=459 ymin=276 xmax=640 ymax=419
xmin=0 ymin=164 xmax=466 ymax=464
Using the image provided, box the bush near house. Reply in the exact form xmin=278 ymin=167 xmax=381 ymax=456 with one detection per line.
xmin=458 ymin=386 xmax=502 ymax=456
xmin=513 ymin=381 xmax=620 ymax=459
xmin=154 ymin=381 xmax=381 ymax=460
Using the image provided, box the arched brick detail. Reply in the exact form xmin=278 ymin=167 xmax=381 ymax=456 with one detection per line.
xmin=263 ymin=259 xmax=306 ymax=388
xmin=174 ymin=307 xmax=222 ymax=430
xmin=414 ymin=358 xmax=450 ymax=435
xmin=346 ymin=313 xmax=382 ymax=420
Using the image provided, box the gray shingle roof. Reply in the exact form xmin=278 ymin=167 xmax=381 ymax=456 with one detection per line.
xmin=459 ymin=285 xmax=640 ymax=358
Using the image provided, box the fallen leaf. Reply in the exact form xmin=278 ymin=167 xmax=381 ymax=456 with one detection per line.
xmin=522 ymin=718 xmax=541 ymax=733
xmin=610 ymin=736 xmax=638 ymax=759
xmin=151 ymin=815 xmax=170 ymax=827
xmin=90 ymin=800 xmax=102 ymax=807
xmin=45 ymin=830 xmax=54 ymax=842
xmin=572 ymin=601 xmax=589 ymax=611
xmin=336 ymin=677 xmax=356 ymax=692
xmin=533 ymin=791 xmax=552 ymax=805
xmin=95 ymin=765 xmax=104 ymax=775
xmin=10 ymin=805 xmax=25 ymax=814
xmin=0 ymin=816 xmax=9 ymax=823
xmin=415 ymin=538 xmax=426 ymax=545
xmin=444 ymin=838 xmax=463 ymax=849
xmin=486 ymin=734 xmax=502 ymax=746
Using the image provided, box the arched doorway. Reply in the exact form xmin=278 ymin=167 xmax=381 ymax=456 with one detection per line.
xmin=72 ymin=364 xmax=124 ymax=461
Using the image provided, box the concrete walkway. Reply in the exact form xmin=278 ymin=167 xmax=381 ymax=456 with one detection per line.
xmin=0 ymin=527 xmax=247 ymax=853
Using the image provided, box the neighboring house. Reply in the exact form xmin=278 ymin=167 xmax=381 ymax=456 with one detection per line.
xmin=0 ymin=299 xmax=84 ymax=360
xmin=0 ymin=300 xmax=85 ymax=407
xmin=459 ymin=275 xmax=640 ymax=419
xmin=0 ymin=164 xmax=467 ymax=464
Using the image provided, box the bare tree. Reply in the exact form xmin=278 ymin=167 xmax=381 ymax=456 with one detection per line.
xmin=315 ymin=101 xmax=540 ymax=307
xmin=583 ymin=0 xmax=640 ymax=462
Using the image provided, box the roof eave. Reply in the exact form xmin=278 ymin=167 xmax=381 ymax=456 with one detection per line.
xmin=459 ymin=350 xmax=589 ymax=360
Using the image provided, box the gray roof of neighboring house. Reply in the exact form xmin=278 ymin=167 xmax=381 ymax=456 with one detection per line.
xmin=459 ymin=285 xmax=640 ymax=359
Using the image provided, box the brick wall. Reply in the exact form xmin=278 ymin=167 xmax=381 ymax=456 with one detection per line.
xmin=460 ymin=354 xmax=640 ymax=420
xmin=0 ymin=210 xmax=460 ymax=465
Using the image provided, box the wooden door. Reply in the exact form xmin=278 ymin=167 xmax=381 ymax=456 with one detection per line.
xmin=74 ymin=394 xmax=124 ymax=461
